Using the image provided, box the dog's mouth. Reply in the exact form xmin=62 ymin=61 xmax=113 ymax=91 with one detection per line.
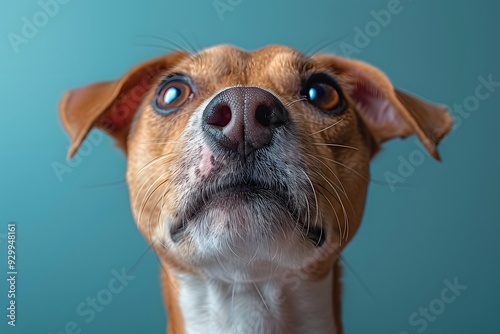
xmin=169 ymin=178 xmax=326 ymax=247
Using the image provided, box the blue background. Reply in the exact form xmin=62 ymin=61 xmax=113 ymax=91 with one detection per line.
xmin=1 ymin=0 xmax=499 ymax=333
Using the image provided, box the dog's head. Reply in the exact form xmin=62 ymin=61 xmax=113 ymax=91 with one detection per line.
xmin=60 ymin=45 xmax=452 ymax=281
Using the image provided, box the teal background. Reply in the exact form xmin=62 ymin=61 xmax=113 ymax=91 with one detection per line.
xmin=1 ymin=0 xmax=499 ymax=333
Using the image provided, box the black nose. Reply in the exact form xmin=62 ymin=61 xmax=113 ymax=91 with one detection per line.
xmin=202 ymin=87 xmax=289 ymax=157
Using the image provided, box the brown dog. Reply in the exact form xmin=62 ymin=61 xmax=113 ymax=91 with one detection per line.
xmin=60 ymin=45 xmax=452 ymax=334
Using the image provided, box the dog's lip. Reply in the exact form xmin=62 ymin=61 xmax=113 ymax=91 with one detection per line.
xmin=169 ymin=180 xmax=286 ymax=243
xmin=169 ymin=179 xmax=326 ymax=247
xmin=185 ymin=178 xmax=293 ymax=220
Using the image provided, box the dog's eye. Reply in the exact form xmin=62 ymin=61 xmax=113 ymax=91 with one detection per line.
xmin=307 ymin=84 xmax=339 ymax=110
xmin=156 ymin=79 xmax=192 ymax=112
xmin=303 ymin=74 xmax=345 ymax=114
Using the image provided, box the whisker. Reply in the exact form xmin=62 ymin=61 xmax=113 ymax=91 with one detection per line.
xmin=317 ymin=155 xmax=370 ymax=183
xmin=316 ymin=187 xmax=343 ymax=246
xmin=300 ymin=169 xmax=320 ymax=237
xmin=137 ymin=167 xmax=180 ymax=226
xmin=307 ymin=155 xmax=348 ymax=196
xmin=226 ymin=238 xmax=244 ymax=261
xmin=215 ymin=251 xmax=234 ymax=278
xmin=231 ymin=281 xmax=236 ymax=318
xmin=313 ymin=169 xmax=350 ymax=241
xmin=187 ymin=32 xmax=203 ymax=54
xmin=288 ymin=205 xmax=307 ymax=244
xmin=309 ymin=119 xmax=344 ymax=136
xmin=135 ymin=140 xmax=182 ymax=146
xmin=132 ymin=163 xmax=175 ymax=221
xmin=249 ymin=242 xmax=261 ymax=262
xmin=253 ymin=282 xmax=270 ymax=313
xmin=134 ymin=43 xmax=178 ymax=52
xmin=309 ymin=160 xmax=355 ymax=241
xmin=134 ymin=170 xmax=164 ymax=211
xmin=138 ymin=175 xmax=169 ymax=228
xmin=271 ymin=238 xmax=280 ymax=261
xmin=311 ymin=143 xmax=359 ymax=151
xmin=315 ymin=155 xmax=392 ymax=187
xmin=135 ymin=34 xmax=189 ymax=53
xmin=308 ymin=155 xmax=355 ymax=217
xmin=285 ymin=97 xmax=307 ymax=108
xmin=152 ymin=174 xmax=180 ymax=245
xmin=124 ymin=243 xmax=156 ymax=287
xmin=173 ymin=29 xmax=199 ymax=54
xmin=340 ymin=255 xmax=378 ymax=302
xmin=135 ymin=153 xmax=176 ymax=179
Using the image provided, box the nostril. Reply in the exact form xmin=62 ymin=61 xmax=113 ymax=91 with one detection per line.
xmin=255 ymin=104 xmax=273 ymax=127
xmin=202 ymin=87 xmax=290 ymax=156
xmin=207 ymin=104 xmax=232 ymax=128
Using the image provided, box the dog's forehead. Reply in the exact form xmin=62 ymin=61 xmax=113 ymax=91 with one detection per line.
xmin=173 ymin=45 xmax=311 ymax=85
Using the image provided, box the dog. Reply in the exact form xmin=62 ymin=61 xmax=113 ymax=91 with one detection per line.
xmin=59 ymin=45 xmax=452 ymax=334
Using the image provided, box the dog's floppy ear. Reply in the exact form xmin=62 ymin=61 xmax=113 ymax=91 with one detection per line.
xmin=313 ymin=55 xmax=453 ymax=160
xmin=59 ymin=52 xmax=188 ymax=158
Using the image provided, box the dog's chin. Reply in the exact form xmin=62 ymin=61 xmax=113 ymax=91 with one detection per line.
xmin=166 ymin=187 xmax=325 ymax=267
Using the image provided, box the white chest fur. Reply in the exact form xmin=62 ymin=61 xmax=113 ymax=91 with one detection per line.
xmin=177 ymin=270 xmax=335 ymax=334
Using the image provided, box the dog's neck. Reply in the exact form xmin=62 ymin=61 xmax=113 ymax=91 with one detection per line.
xmin=173 ymin=269 xmax=335 ymax=334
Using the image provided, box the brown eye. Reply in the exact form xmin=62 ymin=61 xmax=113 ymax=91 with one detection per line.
xmin=307 ymin=83 xmax=340 ymax=111
xmin=156 ymin=80 xmax=192 ymax=112
xmin=303 ymin=74 xmax=346 ymax=114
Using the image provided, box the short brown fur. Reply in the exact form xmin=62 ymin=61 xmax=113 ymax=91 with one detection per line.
xmin=60 ymin=45 xmax=452 ymax=333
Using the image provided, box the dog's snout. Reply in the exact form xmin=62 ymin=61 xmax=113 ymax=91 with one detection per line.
xmin=203 ymin=87 xmax=289 ymax=157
